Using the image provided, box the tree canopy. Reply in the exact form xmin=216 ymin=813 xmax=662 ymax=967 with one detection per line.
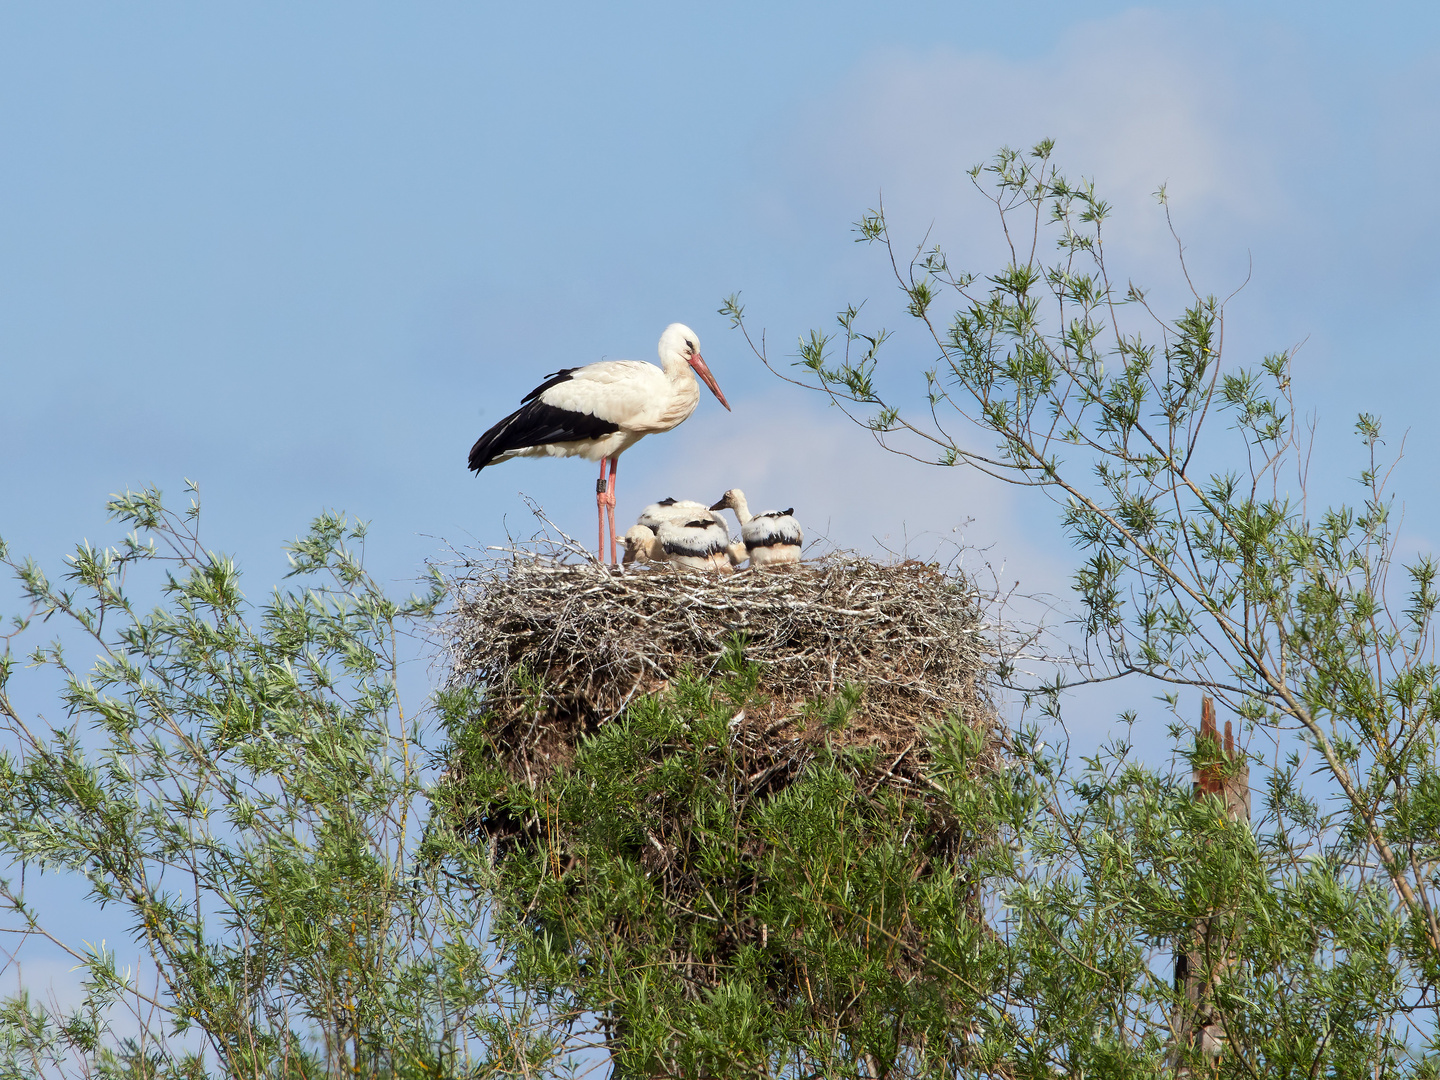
xmin=2 ymin=145 xmax=1438 ymax=1077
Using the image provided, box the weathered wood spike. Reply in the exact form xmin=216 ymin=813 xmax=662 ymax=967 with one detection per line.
xmin=1173 ymin=694 xmax=1251 ymax=1073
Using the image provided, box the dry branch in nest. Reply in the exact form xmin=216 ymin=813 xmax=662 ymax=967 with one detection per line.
xmin=441 ymin=537 xmax=1001 ymax=808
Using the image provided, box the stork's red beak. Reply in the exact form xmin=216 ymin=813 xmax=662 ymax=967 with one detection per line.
xmin=689 ymin=353 xmax=731 ymax=412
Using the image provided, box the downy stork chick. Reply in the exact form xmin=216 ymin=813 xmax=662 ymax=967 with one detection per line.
xmin=656 ymin=518 xmax=734 ymax=572
xmin=636 ymin=497 xmax=727 ymax=533
xmin=623 ymin=520 xmax=733 ymax=572
xmin=622 ymin=525 xmax=663 ymax=565
xmin=709 ymin=489 xmax=803 ymax=566
xmin=637 ymin=497 xmax=741 ymax=564
xmin=467 ymin=324 xmax=731 ymax=566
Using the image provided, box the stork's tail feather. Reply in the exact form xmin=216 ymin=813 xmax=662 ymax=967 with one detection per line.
xmin=468 ymin=400 xmax=621 ymax=473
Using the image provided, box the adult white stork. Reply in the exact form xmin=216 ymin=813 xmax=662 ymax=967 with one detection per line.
xmin=467 ymin=324 xmax=730 ymax=564
xmin=710 ymin=489 xmax=804 ymax=566
xmin=622 ymin=518 xmax=734 ymax=572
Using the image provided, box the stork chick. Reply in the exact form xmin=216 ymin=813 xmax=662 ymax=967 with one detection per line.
xmin=636 ymin=497 xmax=726 ymax=533
xmin=637 ymin=497 xmax=744 ymax=566
xmin=622 ymin=524 xmax=663 ymax=565
xmin=623 ymin=520 xmax=732 ymax=572
xmin=658 ymin=518 xmax=734 ymax=571
xmin=709 ymin=489 xmax=803 ymax=566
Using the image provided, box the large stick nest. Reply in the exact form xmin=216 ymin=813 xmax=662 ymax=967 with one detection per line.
xmin=441 ymin=544 xmax=1000 ymax=794
xmin=438 ymin=543 xmax=1006 ymax=1017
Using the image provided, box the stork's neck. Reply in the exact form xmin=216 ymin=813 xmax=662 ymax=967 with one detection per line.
xmin=729 ymin=492 xmax=753 ymax=525
xmin=648 ymin=353 xmax=699 ymax=430
xmin=660 ymin=348 xmax=695 ymax=387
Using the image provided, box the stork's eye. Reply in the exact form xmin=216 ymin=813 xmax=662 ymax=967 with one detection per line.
xmin=685 ymin=339 xmax=695 ymax=351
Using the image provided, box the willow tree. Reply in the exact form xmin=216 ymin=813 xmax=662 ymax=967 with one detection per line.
xmin=0 ymin=489 xmax=569 ymax=1078
xmin=725 ymin=142 xmax=1440 ymax=1074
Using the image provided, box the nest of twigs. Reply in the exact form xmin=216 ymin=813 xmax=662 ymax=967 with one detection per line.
xmin=438 ymin=536 xmax=1007 ymax=1024
xmin=441 ymin=539 xmax=1000 ymax=803
xmin=435 ymin=526 xmax=1009 ymax=1047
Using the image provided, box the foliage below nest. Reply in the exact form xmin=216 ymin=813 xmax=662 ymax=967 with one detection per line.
xmin=434 ymin=550 xmax=1009 ymax=1075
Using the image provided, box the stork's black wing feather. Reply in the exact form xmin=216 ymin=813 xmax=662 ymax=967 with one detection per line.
xmin=468 ymin=372 xmax=621 ymax=473
xmin=744 ymin=511 xmax=803 ymax=549
xmin=660 ymin=522 xmax=729 ymax=558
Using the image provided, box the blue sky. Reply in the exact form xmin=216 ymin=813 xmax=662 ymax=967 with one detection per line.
xmin=7 ymin=2 xmax=1438 ymax=599
xmin=4 ymin=0 xmax=1439 ymax=783
xmin=2 ymin=0 xmax=1439 ymax=1013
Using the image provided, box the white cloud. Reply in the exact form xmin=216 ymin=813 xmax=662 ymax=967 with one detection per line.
xmin=647 ymin=398 xmax=991 ymax=552
xmin=770 ymin=10 xmax=1312 ymax=295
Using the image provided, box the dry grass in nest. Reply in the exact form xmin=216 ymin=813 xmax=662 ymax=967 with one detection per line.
xmin=441 ymin=536 xmax=1001 ymax=801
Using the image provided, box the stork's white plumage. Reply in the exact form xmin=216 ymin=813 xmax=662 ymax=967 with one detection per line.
xmin=710 ymin=489 xmax=803 ymax=566
xmin=636 ymin=497 xmax=725 ymax=532
xmin=635 ymin=498 xmax=747 ymax=566
xmin=468 ymin=324 xmax=730 ymax=564
xmin=622 ymin=525 xmax=662 ymax=566
xmin=622 ymin=519 xmax=733 ymax=572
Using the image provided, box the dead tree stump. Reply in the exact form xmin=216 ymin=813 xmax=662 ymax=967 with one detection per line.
xmin=1171 ymin=695 xmax=1249 ymax=1075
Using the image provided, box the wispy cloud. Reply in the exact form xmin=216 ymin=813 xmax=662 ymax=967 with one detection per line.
xmin=765 ymin=10 xmax=1321 ymax=295
xmin=640 ymin=395 xmax=1064 ymax=588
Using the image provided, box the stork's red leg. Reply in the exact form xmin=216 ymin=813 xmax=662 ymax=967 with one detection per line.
xmin=596 ymin=459 xmax=609 ymax=561
xmin=606 ymin=456 xmax=620 ymax=565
